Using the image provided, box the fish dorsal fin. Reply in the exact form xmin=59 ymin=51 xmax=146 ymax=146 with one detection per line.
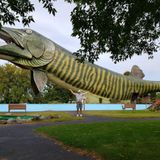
xmin=31 ymin=70 xmax=48 ymax=94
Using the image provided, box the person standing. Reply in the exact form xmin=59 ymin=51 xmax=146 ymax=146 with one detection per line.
xmin=69 ymin=89 xmax=87 ymax=117
xmin=82 ymin=95 xmax=86 ymax=111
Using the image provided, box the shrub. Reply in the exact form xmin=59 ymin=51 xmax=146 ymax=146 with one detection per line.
xmin=148 ymin=99 xmax=160 ymax=111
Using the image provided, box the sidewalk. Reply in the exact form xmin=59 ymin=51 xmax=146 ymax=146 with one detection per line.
xmin=0 ymin=121 xmax=92 ymax=160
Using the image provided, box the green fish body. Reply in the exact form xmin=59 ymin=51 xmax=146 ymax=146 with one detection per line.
xmin=0 ymin=27 xmax=159 ymax=100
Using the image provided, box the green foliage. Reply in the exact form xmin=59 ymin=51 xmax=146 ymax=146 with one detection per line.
xmin=123 ymin=71 xmax=132 ymax=76
xmin=0 ymin=0 xmax=57 ymax=27
xmin=0 ymin=64 xmax=71 ymax=103
xmin=0 ymin=63 xmax=32 ymax=103
xmin=70 ymin=0 xmax=160 ymax=63
xmin=43 ymin=82 xmax=73 ymax=103
xmin=37 ymin=120 xmax=160 ymax=160
xmin=156 ymin=92 xmax=160 ymax=99
xmin=38 ymin=0 xmax=57 ymax=15
xmin=150 ymin=92 xmax=157 ymax=102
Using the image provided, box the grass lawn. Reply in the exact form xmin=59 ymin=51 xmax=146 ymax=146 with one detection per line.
xmin=37 ymin=120 xmax=160 ymax=160
xmin=84 ymin=110 xmax=160 ymax=118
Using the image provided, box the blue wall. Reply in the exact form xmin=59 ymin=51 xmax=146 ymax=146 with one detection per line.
xmin=0 ymin=104 xmax=149 ymax=112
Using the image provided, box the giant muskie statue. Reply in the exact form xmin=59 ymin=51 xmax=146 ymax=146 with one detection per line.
xmin=0 ymin=27 xmax=159 ymax=101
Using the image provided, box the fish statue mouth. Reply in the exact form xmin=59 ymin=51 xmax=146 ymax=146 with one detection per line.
xmin=0 ymin=27 xmax=54 ymax=68
xmin=0 ymin=27 xmax=32 ymax=60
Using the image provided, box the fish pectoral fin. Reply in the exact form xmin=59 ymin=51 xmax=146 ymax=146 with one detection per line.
xmin=27 ymin=38 xmax=45 ymax=58
xmin=31 ymin=70 xmax=48 ymax=94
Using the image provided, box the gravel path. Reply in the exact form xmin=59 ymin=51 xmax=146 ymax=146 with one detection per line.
xmin=1 ymin=113 xmax=160 ymax=160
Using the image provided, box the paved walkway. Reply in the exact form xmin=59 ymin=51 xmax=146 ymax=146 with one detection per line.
xmin=1 ymin=114 xmax=160 ymax=160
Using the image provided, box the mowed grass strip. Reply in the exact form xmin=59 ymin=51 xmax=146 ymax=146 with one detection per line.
xmin=37 ymin=121 xmax=160 ymax=160
xmin=0 ymin=111 xmax=82 ymax=123
xmin=26 ymin=111 xmax=80 ymax=122
xmin=84 ymin=110 xmax=160 ymax=118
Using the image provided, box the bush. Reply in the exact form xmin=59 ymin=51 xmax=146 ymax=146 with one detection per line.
xmin=148 ymin=99 xmax=160 ymax=111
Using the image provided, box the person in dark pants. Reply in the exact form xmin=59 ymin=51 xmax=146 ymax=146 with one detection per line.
xmin=69 ymin=89 xmax=87 ymax=117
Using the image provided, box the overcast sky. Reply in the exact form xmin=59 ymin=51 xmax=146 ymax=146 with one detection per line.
xmin=0 ymin=0 xmax=160 ymax=81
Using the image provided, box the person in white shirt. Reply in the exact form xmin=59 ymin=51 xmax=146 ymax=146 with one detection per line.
xmin=82 ymin=95 xmax=86 ymax=111
xmin=69 ymin=89 xmax=87 ymax=117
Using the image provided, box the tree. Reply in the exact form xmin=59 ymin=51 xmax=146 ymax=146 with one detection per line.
xmin=70 ymin=0 xmax=160 ymax=63
xmin=0 ymin=64 xmax=32 ymax=103
xmin=43 ymin=82 xmax=73 ymax=103
xmin=0 ymin=0 xmax=160 ymax=63
xmin=0 ymin=0 xmax=56 ymax=27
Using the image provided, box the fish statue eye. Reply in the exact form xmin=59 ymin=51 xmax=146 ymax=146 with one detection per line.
xmin=26 ymin=29 xmax=32 ymax=34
